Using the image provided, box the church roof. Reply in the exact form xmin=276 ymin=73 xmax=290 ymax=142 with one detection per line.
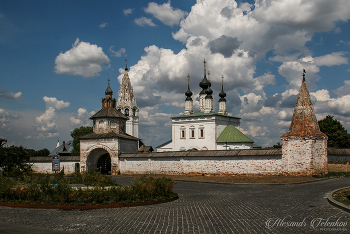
xmin=216 ymin=125 xmax=254 ymax=143
xmin=90 ymin=108 xmax=128 ymax=119
xmin=79 ymin=132 xmax=138 ymax=140
xmin=49 ymin=140 xmax=73 ymax=156
xmin=172 ymin=112 xmax=240 ymax=119
xmin=281 ymin=74 xmax=327 ymax=139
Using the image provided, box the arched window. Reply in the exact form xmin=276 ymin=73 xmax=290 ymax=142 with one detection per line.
xmin=99 ymin=120 xmax=104 ymax=128
xmin=190 ymin=125 xmax=195 ymax=139
xmin=180 ymin=126 xmax=186 ymax=139
xmin=125 ymin=108 xmax=129 ymax=116
xmin=199 ymin=125 xmax=204 ymax=138
xmin=132 ymin=108 xmax=136 ymax=117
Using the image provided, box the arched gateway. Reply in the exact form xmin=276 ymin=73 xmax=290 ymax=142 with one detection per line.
xmin=79 ymin=78 xmax=139 ymax=175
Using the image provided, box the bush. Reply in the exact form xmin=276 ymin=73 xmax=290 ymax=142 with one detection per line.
xmin=0 ymin=174 xmax=176 ymax=205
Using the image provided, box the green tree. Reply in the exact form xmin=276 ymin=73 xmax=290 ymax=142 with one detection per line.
xmin=318 ymin=115 xmax=350 ymax=148
xmin=273 ymin=142 xmax=282 ymax=148
xmin=0 ymin=145 xmax=31 ymax=175
xmin=70 ymin=126 xmax=93 ymax=156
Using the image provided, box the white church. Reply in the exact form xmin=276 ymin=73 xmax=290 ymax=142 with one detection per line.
xmin=157 ymin=59 xmax=257 ymax=152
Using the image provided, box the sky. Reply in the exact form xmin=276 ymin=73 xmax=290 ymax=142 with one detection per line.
xmin=1 ymin=0 xmax=350 ymax=151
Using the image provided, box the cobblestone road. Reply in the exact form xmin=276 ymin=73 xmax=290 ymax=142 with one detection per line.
xmin=1 ymin=178 xmax=350 ymax=233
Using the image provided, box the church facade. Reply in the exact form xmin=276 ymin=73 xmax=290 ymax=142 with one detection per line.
xmin=157 ymin=60 xmax=254 ymax=152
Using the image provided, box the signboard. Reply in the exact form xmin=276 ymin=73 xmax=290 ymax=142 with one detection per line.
xmin=52 ymin=155 xmax=60 ymax=171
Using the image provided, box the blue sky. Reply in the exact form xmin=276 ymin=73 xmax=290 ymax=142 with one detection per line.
xmin=1 ymin=0 xmax=350 ymax=151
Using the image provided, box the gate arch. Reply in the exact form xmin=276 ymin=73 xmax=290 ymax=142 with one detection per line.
xmin=86 ymin=148 xmax=111 ymax=174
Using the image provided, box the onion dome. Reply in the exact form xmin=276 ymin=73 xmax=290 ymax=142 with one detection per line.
xmin=219 ymin=75 xmax=226 ymax=101
xmin=199 ymin=59 xmax=210 ymax=94
xmin=105 ymin=79 xmax=113 ymax=96
xmin=185 ymin=75 xmax=193 ymax=101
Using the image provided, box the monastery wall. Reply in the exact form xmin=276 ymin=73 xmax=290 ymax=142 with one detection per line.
xmin=28 ymin=156 xmax=79 ymax=174
xmin=119 ymin=149 xmax=283 ymax=175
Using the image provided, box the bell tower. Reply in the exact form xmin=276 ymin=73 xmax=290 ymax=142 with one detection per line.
xmin=116 ymin=60 xmax=139 ymax=138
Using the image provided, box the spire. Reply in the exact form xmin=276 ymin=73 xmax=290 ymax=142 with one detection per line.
xmin=281 ymin=69 xmax=327 ymax=139
xmin=125 ymin=59 xmax=128 ymax=71
xmin=105 ymin=79 xmax=113 ymax=96
xmin=185 ymin=74 xmax=193 ymax=101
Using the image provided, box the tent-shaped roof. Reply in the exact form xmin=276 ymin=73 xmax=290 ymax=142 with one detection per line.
xmin=49 ymin=140 xmax=73 ymax=156
xmin=281 ymin=78 xmax=327 ymax=139
xmin=216 ymin=125 xmax=254 ymax=143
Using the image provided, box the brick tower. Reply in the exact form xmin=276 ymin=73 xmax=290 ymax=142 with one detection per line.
xmin=281 ymin=70 xmax=328 ymax=175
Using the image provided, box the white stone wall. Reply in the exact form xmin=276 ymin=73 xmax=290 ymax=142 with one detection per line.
xmin=120 ymin=155 xmax=283 ymax=175
xmin=29 ymin=161 xmax=78 ymax=174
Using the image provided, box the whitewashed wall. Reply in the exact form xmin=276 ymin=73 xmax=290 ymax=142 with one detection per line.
xmin=120 ymin=150 xmax=283 ymax=175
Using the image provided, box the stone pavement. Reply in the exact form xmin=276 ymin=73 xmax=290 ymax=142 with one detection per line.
xmin=0 ymin=177 xmax=350 ymax=233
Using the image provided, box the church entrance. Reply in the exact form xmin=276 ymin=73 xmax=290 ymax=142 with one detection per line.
xmin=86 ymin=148 xmax=112 ymax=174
xmin=96 ymin=153 xmax=111 ymax=174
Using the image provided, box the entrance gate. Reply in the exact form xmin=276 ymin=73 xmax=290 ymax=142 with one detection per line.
xmin=97 ymin=153 xmax=111 ymax=174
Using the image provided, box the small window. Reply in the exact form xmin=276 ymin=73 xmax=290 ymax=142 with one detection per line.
xmin=99 ymin=120 xmax=104 ymax=127
xmin=199 ymin=126 xmax=204 ymax=138
xmin=125 ymin=108 xmax=129 ymax=116
xmin=111 ymin=121 xmax=117 ymax=128
xmin=190 ymin=126 xmax=195 ymax=139
xmin=180 ymin=126 xmax=186 ymax=139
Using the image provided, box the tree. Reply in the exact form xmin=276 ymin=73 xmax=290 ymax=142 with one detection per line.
xmin=0 ymin=145 xmax=31 ymax=175
xmin=318 ymin=115 xmax=350 ymax=148
xmin=273 ymin=142 xmax=282 ymax=148
xmin=70 ymin=126 xmax=93 ymax=156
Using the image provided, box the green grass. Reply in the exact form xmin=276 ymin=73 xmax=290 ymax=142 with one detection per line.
xmin=0 ymin=174 xmax=177 ymax=205
xmin=333 ymin=188 xmax=350 ymax=206
xmin=313 ymin=172 xmax=350 ymax=178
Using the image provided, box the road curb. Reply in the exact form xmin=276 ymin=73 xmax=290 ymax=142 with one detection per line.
xmin=327 ymin=187 xmax=350 ymax=213
xmin=0 ymin=195 xmax=179 ymax=210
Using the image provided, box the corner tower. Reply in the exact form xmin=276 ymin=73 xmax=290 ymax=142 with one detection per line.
xmin=281 ymin=69 xmax=328 ymax=175
xmin=117 ymin=61 xmax=139 ymax=138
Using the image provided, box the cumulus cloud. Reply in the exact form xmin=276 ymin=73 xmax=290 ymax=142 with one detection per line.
xmin=209 ymin=35 xmax=241 ymax=58
xmin=70 ymin=108 xmax=95 ymax=126
xmin=314 ymin=52 xmax=348 ymax=67
xmin=54 ymin=38 xmax=110 ymax=77
xmin=144 ymin=1 xmax=188 ymax=26
xmin=0 ymin=87 xmax=22 ymax=100
xmin=34 ymin=107 xmax=57 ymax=133
xmin=99 ymin=22 xmax=107 ymax=28
xmin=43 ymin=96 xmax=70 ymax=110
xmin=334 ymin=80 xmax=350 ymax=97
xmin=109 ymin=46 xmax=126 ymax=57
xmin=123 ymin=8 xmax=133 ymax=16
xmin=134 ymin=17 xmax=156 ymax=27
xmin=117 ymin=0 xmax=350 ymax=148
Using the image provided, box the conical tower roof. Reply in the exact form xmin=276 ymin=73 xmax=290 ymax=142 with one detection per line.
xmin=281 ymin=71 xmax=327 ymax=139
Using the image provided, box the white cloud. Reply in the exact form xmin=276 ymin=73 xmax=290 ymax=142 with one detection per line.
xmin=134 ymin=17 xmax=156 ymax=27
xmin=329 ymin=95 xmax=350 ymax=116
xmin=116 ymin=0 xmax=350 ymax=148
xmin=99 ymin=22 xmax=107 ymax=28
xmin=335 ymin=80 xmax=350 ymax=97
xmin=144 ymin=1 xmax=188 ymax=26
xmin=314 ymin=52 xmax=348 ymax=67
xmin=43 ymin=96 xmax=70 ymax=110
xmin=54 ymin=38 xmax=110 ymax=78
xmin=123 ymin=8 xmax=133 ymax=16
xmin=34 ymin=107 xmax=57 ymax=132
xmin=0 ymin=87 xmax=22 ymax=100
xmin=109 ymin=46 xmax=126 ymax=57
xmin=70 ymin=108 xmax=95 ymax=126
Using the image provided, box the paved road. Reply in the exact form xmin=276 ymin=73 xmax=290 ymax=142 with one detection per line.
xmin=0 ymin=177 xmax=349 ymax=233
